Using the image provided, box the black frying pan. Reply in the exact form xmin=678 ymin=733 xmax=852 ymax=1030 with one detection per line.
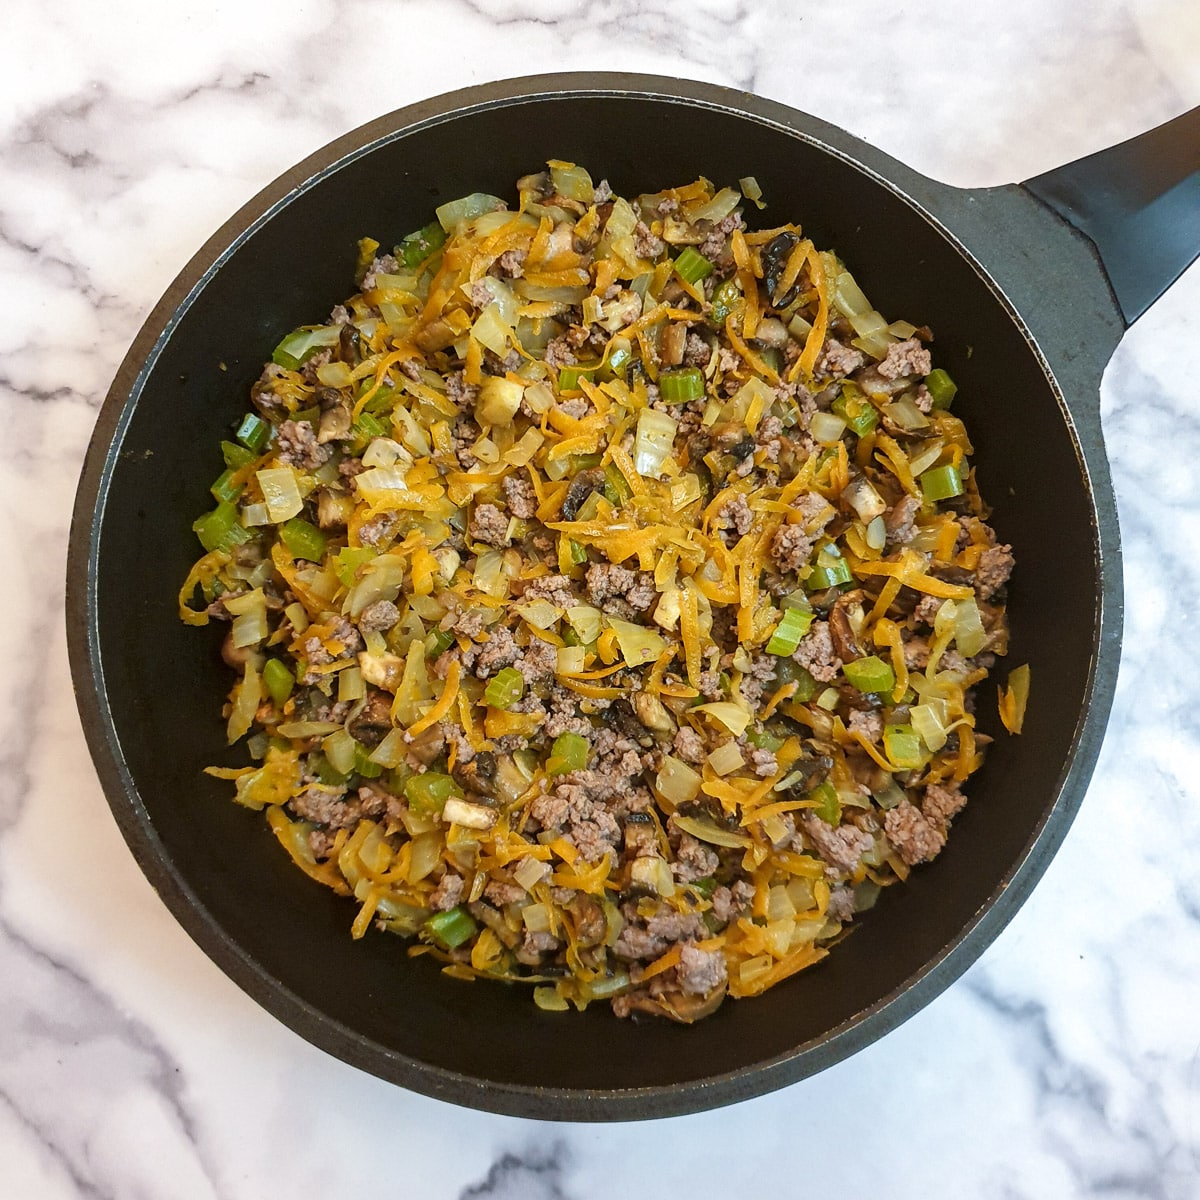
xmin=66 ymin=74 xmax=1200 ymax=1121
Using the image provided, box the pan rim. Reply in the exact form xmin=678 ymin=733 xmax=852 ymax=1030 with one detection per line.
xmin=66 ymin=71 xmax=1120 ymax=1120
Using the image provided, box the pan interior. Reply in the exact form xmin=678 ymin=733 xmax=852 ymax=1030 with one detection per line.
xmin=90 ymin=94 xmax=1098 ymax=1097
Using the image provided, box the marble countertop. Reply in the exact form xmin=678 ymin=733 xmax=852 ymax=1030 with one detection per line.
xmin=5 ymin=1 xmax=1199 ymax=1196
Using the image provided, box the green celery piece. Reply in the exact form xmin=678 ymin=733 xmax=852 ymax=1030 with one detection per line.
xmin=334 ymin=546 xmax=375 ymax=587
xmin=843 ymin=655 xmax=896 ymax=694
xmin=832 ymin=390 xmax=879 ymax=436
xmin=920 ymin=464 xmax=963 ymax=501
xmin=659 ymin=367 xmax=705 ymax=404
xmin=396 ymin=221 xmax=446 ymax=269
xmin=674 ymin=247 xmax=714 ymax=284
xmin=546 ymin=732 xmax=589 ymax=776
xmin=271 ymin=327 xmax=339 ymax=371
xmin=262 ymin=659 xmax=294 ymax=708
xmin=354 ymin=745 xmax=383 ymax=780
xmin=925 ymin=368 xmax=957 ymax=410
xmin=766 ymin=606 xmax=814 ymax=656
xmin=210 ymin=468 xmax=244 ymax=504
xmin=221 ymin=439 xmax=256 ymax=470
xmin=313 ymin=753 xmax=349 ymax=787
xmin=353 ymin=411 xmax=389 ymax=442
xmin=806 ymin=545 xmax=853 ymax=591
xmin=483 ymin=667 xmax=525 ymax=710
xmin=709 ymin=278 xmax=742 ymax=326
xmin=193 ymin=502 xmax=252 ymax=553
xmin=426 ymin=628 xmax=456 ymax=658
xmin=279 ymin=518 xmax=327 ymax=563
xmin=883 ymin=723 xmax=924 ymax=769
xmin=425 ymin=906 xmax=477 ymax=949
xmin=235 ymin=412 xmax=271 ymax=452
xmin=603 ymin=462 xmax=633 ymax=507
xmin=807 ymin=781 xmax=840 ymax=825
xmin=404 ymin=772 xmax=462 ymax=816
xmin=557 ymin=363 xmax=600 ymax=393
xmin=745 ymin=727 xmax=785 ymax=752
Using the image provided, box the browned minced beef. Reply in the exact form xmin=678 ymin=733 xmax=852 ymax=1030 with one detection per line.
xmin=275 ymin=419 xmax=331 ymax=470
xmin=875 ymin=337 xmax=932 ymax=381
xmin=796 ymin=812 xmax=874 ymax=875
xmin=585 ymin=563 xmax=655 ymax=613
xmin=770 ymin=493 xmax=832 ymax=571
xmin=683 ymin=332 xmax=712 ymax=367
xmin=469 ymin=502 xmax=510 ymax=547
xmin=428 ymin=872 xmax=465 ymax=912
xmin=633 ymin=220 xmax=665 ymax=259
xmin=516 ymin=637 xmax=557 ymax=685
xmin=544 ymin=685 xmax=592 ymax=739
xmin=474 ymin=624 xmax=521 ymax=678
xmin=521 ymin=573 xmax=578 ymax=609
xmin=922 ymin=781 xmax=967 ymax=827
xmin=710 ymin=880 xmax=755 ymax=924
xmin=815 ymin=337 xmax=866 ymax=379
xmin=719 ymin=494 xmax=754 ymax=539
xmin=697 ymin=210 xmax=744 ymax=261
xmin=358 ymin=511 xmax=399 ymax=548
xmin=884 ymin=495 xmax=920 ymax=547
xmin=792 ymin=620 xmax=841 ymax=683
xmin=483 ymin=879 xmax=527 ymax=907
xmin=745 ymin=746 xmax=778 ymax=777
xmin=697 ymin=669 xmax=723 ymax=700
xmin=360 ymin=253 xmax=398 ymax=291
xmin=672 ymin=831 xmax=719 ymax=883
xmin=672 ymin=726 xmax=706 ymax=764
xmin=884 ymin=801 xmax=946 ymax=865
xmin=502 ymin=473 xmax=538 ymax=519
xmin=677 ymin=943 xmax=728 ymax=996
xmin=358 ymin=599 xmax=400 ymax=632
xmin=516 ymin=930 xmax=562 ymax=966
xmin=290 ymin=786 xmax=362 ymax=830
xmin=529 ymin=780 xmax=621 ymax=863
xmin=913 ymin=594 xmax=943 ymax=626
xmin=826 ymin=885 xmax=856 ymax=923
xmin=443 ymin=606 xmax=487 ymax=639
xmin=543 ymin=336 xmax=577 ymax=368
xmin=357 ymin=784 xmax=407 ymax=824
xmin=612 ymin=903 xmax=705 ymax=961
xmin=496 ymin=248 xmax=526 ymax=278
xmin=445 ymin=370 xmax=478 ymax=409
xmin=976 ymin=544 xmax=1015 ymax=599
xmin=847 ymin=709 xmax=883 ymax=743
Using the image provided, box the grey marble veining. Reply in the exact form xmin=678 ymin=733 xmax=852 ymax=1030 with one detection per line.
xmin=3 ymin=1 xmax=1199 ymax=1196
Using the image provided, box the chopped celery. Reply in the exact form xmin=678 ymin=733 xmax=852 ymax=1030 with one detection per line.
xmin=925 ymin=368 xmax=957 ymax=410
xmin=235 ymin=412 xmax=271 ymax=452
xmin=883 ymin=723 xmax=924 ymax=769
xmin=279 ymin=517 xmax=327 ymax=563
xmin=766 ymin=606 xmax=814 ymax=656
xmin=333 ymin=546 xmax=374 ymax=586
xmin=546 ymin=732 xmax=589 ymax=776
xmin=674 ymin=247 xmax=714 ymax=284
xmin=568 ymin=538 xmax=588 ymax=565
xmin=404 ymin=772 xmax=462 ymax=815
xmin=843 ymin=655 xmax=896 ymax=694
xmin=659 ymin=367 xmax=705 ymax=404
xmin=395 ymin=220 xmax=446 ymax=268
xmin=831 ymin=390 xmax=879 ymax=436
xmin=603 ymin=462 xmax=633 ymax=507
xmin=483 ymin=666 xmax=525 ymax=710
xmin=709 ymin=278 xmax=742 ymax=326
xmin=920 ymin=464 xmax=963 ymax=501
xmin=745 ymin=727 xmax=785 ymax=752
xmin=557 ymin=363 xmax=599 ymax=392
xmin=689 ymin=876 xmax=718 ymax=899
xmin=262 ymin=659 xmax=294 ymax=708
xmin=426 ymin=628 xmax=456 ymax=658
xmin=221 ymin=439 xmax=256 ymax=470
xmin=353 ymin=744 xmax=383 ymax=780
xmin=425 ymin=906 xmax=478 ymax=949
xmin=313 ymin=753 xmax=349 ymax=787
xmin=352 ymin=411 xmax=389 ymax=442
xmin=806 ymin=544 xmax=853 ymax=591
xmin=210 ymin=468 xmax=244 ymax=504
xmin=271 ymin=327 xmax=339 ymax=371
xmin=807 ymin=781 xmax=840 ymax=825
xmin=193 ymin=502 xmax=252 ymax=553
xmin=773 ymin=657 xmax=820 ymax=702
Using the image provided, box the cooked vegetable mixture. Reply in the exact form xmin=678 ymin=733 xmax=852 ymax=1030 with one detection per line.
xmin=182 ymin=164 xmax=1023 ymax=1022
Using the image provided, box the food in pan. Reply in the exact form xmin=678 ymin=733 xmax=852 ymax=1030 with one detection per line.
xmin=181 ymin=163 xmax=1022 ymax=1021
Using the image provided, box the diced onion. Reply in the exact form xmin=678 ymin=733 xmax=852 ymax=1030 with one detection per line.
xmin=882 ymin=397 xmax=930 ymax=432
xmin=707 ymin=741 xmax=745 ymax=775
xmin=689 ymin=186 xmax=741 ymax=224
xmin=477 ymin=376 xmax=524 ymax=426
xmin=322 ymin=728 xmax=358 ymax=776
xmin=953 ymin=597 xmax=988 ymax=657
xmin=516 ymin=599 xmax=561 ymax=630
xmin=443 ymin=797 xmax=498 ymax=830
xmin=315 ymin=360 xmax=354 ymax=389
xmin=633 ymin=407 xmax=678 ymax=478
xmin=695 ymin=702 xmax=751 ymax=736
xmin=655 ymin=756 xmax=702 ymax=804
xmin=810 ymin=411 xmax=847 ymax=446
xmin=256 ymin=467 xmax=303 ymax=523
xmin=361 ymin=437 xmax=412 ymax=469
xmin=556 ymin=644 xmax=586 ymax=675
xmin=566 ymin=605 xmax=603 ymax=644
xmin=522 ymin=902 xmax=553 ymax=932
xmin=631 ymin=856 xmax=675 ymax=897
xmin=472 ymin=549 xmax=508 ymax=598
xmin=607 ymin=617 xmax=668 ymax=667
xmin=842 ymin=475 xmax=887 ymax=522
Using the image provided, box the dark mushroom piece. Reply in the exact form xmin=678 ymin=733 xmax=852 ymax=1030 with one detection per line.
xmin=346 ymin=688 xmax=394 ymax=748
xmin=560 ymin=467 xmax=607 ymax=521
xmin=761 ymin=230 xmax=803 ymax=309
xmin=829 ymin=589 xmax=867 ymax=662
xmin=317 ymin=386 xmax=353 ymax=444
xmin=453 ymin=749 xmax=497 ymax=797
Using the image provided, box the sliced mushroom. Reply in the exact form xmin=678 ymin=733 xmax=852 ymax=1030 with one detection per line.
xmin=346 ymin=688 xmax=393 ymax=747
xmin=761 ymin=230 xmax=802 ymax=309
xmin=829 ymin=589 xmax=866 ymax=662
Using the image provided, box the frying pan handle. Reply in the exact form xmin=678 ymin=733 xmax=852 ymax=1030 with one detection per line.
xmin=1022 ymin=108 xmax=1200 ymax=326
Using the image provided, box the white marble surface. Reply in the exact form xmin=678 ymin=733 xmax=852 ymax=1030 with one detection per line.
xmin=4 ymin=1 xmax=1199 ymax=1195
